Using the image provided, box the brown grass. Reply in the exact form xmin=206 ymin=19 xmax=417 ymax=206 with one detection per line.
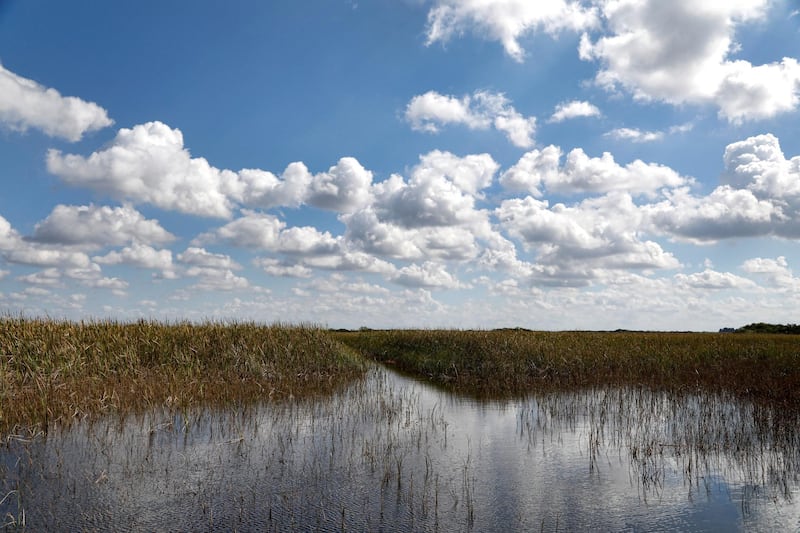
xmin=336 ymin=329 xmax=800 ymax=405
xmin=0 ymin=317 xmax=365 ymax=433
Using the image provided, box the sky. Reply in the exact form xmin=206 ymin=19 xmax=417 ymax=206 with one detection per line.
xmin=0 ymin=0 xmax=799 ymax=330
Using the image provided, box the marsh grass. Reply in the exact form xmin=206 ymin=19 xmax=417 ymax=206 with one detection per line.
xmin=337 ymin=329 xmax=800 ymax=405
xmin=0 ymin=317 xmax=365 ymax=433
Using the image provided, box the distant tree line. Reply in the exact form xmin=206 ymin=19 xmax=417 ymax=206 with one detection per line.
xmin=734 ymin=323 xmax=800 ymax=334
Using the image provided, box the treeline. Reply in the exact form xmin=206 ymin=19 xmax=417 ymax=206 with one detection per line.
xmin=736 ymin=323 xmax=800 ymax=334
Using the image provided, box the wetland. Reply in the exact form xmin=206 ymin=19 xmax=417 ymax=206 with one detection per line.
xmin=2 ymin=319 xmax=800 ymax=530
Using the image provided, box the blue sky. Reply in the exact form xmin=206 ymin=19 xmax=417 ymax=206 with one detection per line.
xmin=1 ymin=0 xmax=800 ymax=330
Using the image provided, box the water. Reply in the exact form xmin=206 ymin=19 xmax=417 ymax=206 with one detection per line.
xmin=2 ymin=366 xmax=800 ymax=531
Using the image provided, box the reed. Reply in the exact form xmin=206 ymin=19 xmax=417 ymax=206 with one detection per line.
xmin=0 ymin=317 xmax=365 ymax=433
xmin=336 ymin=329 xmax=800 ymax=405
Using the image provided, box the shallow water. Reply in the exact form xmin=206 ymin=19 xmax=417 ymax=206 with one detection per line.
xmin=2 ymin=366 xmax=800 ymax=531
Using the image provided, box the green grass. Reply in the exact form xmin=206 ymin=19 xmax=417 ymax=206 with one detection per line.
xmin=0 ymin=317 xmax=365 ymax=432
xmin=336 ymin=329 xmax=800 ymax=404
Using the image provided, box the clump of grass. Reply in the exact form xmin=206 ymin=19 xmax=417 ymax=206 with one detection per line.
xmin=336 ymin=329 xmax=800 ymax=405
xmin=0 ymin=317 xmax=365 ymax=433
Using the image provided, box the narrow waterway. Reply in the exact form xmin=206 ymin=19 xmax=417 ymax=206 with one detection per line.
xmin=2 ymin=366 xmax=799 ymax=531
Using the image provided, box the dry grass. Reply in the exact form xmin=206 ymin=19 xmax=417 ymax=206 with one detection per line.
xmin=336 ymin=329 xmax=800 ymax=405
xmin=0 ymin=317 xmax=365 ymax=433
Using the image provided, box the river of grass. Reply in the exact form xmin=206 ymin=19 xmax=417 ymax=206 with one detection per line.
xmin=2 ymin=320 xmax=800 ymax=530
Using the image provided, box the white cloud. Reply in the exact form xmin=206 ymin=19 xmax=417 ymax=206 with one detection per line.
xmin=0 ymin=64 xmax=112 ymax=141
xmin=254 ymin=258 xmax=313 ymax=278
xmin=17 ymin=268 xmax=62 ymax=287
xmin=405 ymin=91 xmax=487 ymax=132
xmin=235 ymin=163 xmax=312 ymax=209
xmin=47 ymin=122 xmax=240 ymax=218
xmin=276 ymin=226 xmax=340 ymax=255
xmin=196 ymin=210 xmax=341 ymax=256
xmin=47 ymin=121 xmax=375 ymax=217
xmin=86 ymin=277 xmax=129 ymax=292
xmin=497 ymin=193 xmax=680 ymax=276
xmin=405 ymin=91 xmax=537 ymax=148
xmin=94 ymin=242 xmax=174 ymax=270
xmin=549 ymin=100 xmax=601 ymax=123
xmin=6 ymin=248 xmax=91 ymax=268
xmin=425 ymin=0 xmax=599 ymax=61
xmin=194 ymin=210 xmax=284 ymax=249
xmin=500 ymin=145 xmax=688 ymax=197
xmin=604 ymin=127 xmax=664 ymax=143
xmin=185 ymin=267 xmax=250 ymax=291
xmin=177 ymin=247 xmax=241 ymax=270
xmin=31 ymin=204 xmax=175 ymax=248
xmin=305 ymin=157 xmax=373 ymax=213
xmin=302 ymin=251 xmax=397 ymax=274
xmin=581 ymin=1 xmax=800 ymax=122
xmin=674 ymin=269 xmax=756 ymax=290
xmin=373 ymin=150 xmax=496 ymax=228
xmin=392 ymin=261 xmax=466 ymax=289
xmin=741 ymin=256 xmax=800 ymax=290
xmin=721 ymin=133 xmax=800 ymax=198
xmin=644 ymin=186 xmax=776 ymax=243
xmin=639 ymin=134 xmax=800 ymax=242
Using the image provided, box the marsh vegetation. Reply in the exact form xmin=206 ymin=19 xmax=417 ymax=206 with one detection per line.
xmin=337 ymin=329 xmax=800 ymax=405
xmin=2 ymin=320 xmax=800 ymax=530
xmin=0 ymin=318 xmax=364 ymax=433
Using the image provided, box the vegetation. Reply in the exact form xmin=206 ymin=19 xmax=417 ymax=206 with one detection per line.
xmin=736 ymin=322 xmax=800 ymax=334
xmin=0 ymin=317 xmax=365 ymax=432
xmin=336 ymin=329 xmax=800 ymax=405
xmin=4 ymin=317 xmax=800 ymax=433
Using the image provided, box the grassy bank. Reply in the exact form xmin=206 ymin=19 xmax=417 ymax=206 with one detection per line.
xmin=5 ymin=320 xmax=800 ymax=432
xmin=0 ymin=318 xmax=365 ymax=432
xmin=336 ymin=329 xmax=800 ymax=405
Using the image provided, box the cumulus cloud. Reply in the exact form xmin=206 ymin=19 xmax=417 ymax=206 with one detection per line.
xmin=674 ymin=269 xmax=756 ymax=290
xmin=581 ymin=1 xmax=800 ymax=122
xmin=17 ymin=268 xmax=62 ymax=287
xmin=373 ymin=150 xmax=497 ymax=228
xmin=500 ymin=145 xmax=688 ymax=197
xmin=194 ymin=210 xmax=284 ymax=249
xmin=497 ymin=193 xmax=680 ymax=275
xmin=643 ymin=134 xmax=800 ymax=242
xmin=721 ymin=133 xmax=800 ymax=199
xmin=741 ymin=256 xmax=800 ymax=290
xmin=48 ymin=121 xmax=374 ymax=218
xmin=405 ymin=91 xmax=537 ymax=148
xmin=185 ymin=267 xmax=250 ymax=291
xmin=304 ymin=157 xmax=373 ymax=213
xmin=425 ymin=0 xmax=599 ymax=61
xmin=177 ymin=247 xmax=241 ymax=270
xmin=302 ymin=250 xmax=397 ymax=274
xmin=6 ymin=248 xmax=91 ymax=268
xmin=392 ymin=261 xmax=466 ymax=289
xmin=235 ymin=163 xmax=312 ymax=209
xmin=549 ymin=100 xmax=601 ymax=123
xmin=30 ymin=204 xmax=175 ymax=248
xmin=254 ymin=258 xmax=313 ymax=278
xmin=196 ymin=210 xmax=341 ymax=256
xmin=604 ymin=127 xmax=664 ymax=143
xmin=0 ymin=64 xmax=112 ymax=141
xmin=94 ymin=242 xmax=174 ymax=271
xmin=47 ymin=122 xmax=240 ymax=218
xmin=644 ymin=186 xmax=776 ymax=243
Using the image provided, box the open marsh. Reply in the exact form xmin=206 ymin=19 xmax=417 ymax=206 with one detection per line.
xmin=3 ymin=366 xmax=800 ymax=531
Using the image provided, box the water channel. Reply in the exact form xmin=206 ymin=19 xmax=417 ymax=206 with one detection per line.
xmin=2 ymin=366 xmax=800 ymax=531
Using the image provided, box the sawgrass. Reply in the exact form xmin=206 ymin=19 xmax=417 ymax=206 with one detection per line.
xmin=336 ymin=329 xmax=800 ymax=405
xmin=0 ymin=317 xmax=365 ymax=433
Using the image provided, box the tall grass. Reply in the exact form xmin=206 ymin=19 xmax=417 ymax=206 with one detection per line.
xmin=0 ymin=317 xmax=365 ymax=432
xmin=336 ymin=329 xmax=800 ymax=405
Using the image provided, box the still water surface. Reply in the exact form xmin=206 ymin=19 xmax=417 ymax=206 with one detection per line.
xmin=2 ymin=366 xmax=800 ymax=531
